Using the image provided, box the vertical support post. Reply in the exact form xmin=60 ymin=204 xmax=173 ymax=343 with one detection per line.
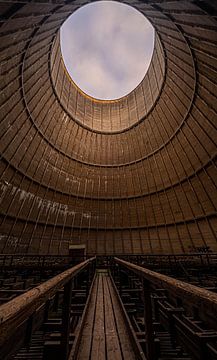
xmin=25 ymin=312 xmax=34 ymax=345
xmin=143 ymin=278 xmax=155 ymax=360
xmin=86 ymin=264 xmax=90 ymax=297
xmin=119 ymin=267 xmax=122 ymax=297
xmin=54 ymin=292 xmax=59 ymax=312
xmin=44 ymin=299 xmax=50 ymax=322
xmin=112 ymin=258 xmax=115 ymax=278
xmin=61 ymin=278 xmax=73 ymax=360
xmin=90 ymin=260 xmax=93 ymax=281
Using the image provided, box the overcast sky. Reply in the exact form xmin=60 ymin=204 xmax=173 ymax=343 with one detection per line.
xmin=60 ymin=1 xmax=154 ymax=100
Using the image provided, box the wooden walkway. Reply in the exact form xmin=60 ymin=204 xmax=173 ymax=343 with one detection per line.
xmin=74 ymin=272 xmax=138 ymax=360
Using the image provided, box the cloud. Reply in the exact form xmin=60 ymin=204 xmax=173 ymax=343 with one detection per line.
xmin=60 ymin=1 xmax=154 ymax=100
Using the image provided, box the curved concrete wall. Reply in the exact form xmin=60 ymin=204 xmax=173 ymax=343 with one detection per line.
xmin=0 ymin=0 xmax=217 ymax=254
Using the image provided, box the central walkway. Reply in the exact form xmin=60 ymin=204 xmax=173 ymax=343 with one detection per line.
xmin=76 ymin=271 xmax=138 ymax=359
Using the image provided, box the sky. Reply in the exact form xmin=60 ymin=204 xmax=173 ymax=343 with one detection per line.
xmin=60 ymin=1 xmax=155 ymax=100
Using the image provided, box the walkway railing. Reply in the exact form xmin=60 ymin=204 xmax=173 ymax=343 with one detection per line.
xmin=0 ymin=257 xmax=95 ymax=360
xmin=113 ymin=257 xmax=217 ymax=360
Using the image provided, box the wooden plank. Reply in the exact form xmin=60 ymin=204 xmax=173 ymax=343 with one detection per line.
xmin=75 ymin=273 xmax=143 ymax=359
xmin=76 ymin=276 xmax=99 ymax=360
xmin=103 ymin=275 xmax=122 ymax=360
xmin=107 ymin=277 xmax=137 ymax=360
xmin=90 ymin=275 xmax=106 ymax=360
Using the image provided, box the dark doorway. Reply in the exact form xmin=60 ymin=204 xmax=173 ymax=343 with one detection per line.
xmin=69 ymin=245 xmax=86 ymax=264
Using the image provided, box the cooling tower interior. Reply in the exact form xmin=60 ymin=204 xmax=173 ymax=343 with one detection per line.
xmin=0 ymin=0 xmax=217 ymax=255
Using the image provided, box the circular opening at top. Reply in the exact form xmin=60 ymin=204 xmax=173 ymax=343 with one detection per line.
xmin=60 ymin=1 xmax=155 ymax=100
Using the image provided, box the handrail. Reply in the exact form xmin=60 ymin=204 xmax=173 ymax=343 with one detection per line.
xmin=114 ymin=257 xmax=217 ymax=316
xmin=0 ymin=257 xmax=95 ymax=347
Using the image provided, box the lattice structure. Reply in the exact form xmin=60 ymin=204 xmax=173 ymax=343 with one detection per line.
xmin=0 ymin=0 xmax=217 ymax=254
